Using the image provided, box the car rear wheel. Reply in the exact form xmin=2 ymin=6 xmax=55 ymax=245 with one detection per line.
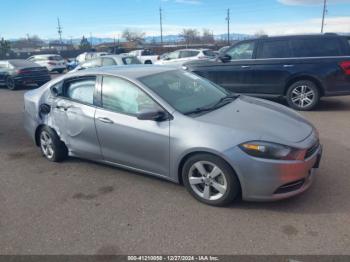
xmin=6 ymin=76 xmax=16 ymax=90
xmin=182 ymin=154 xmax=240 ymax=206
xmin=286 ymin=80 xmax=320 ymax=111
xmin=39 ymin=126 xmax=68 ymax=162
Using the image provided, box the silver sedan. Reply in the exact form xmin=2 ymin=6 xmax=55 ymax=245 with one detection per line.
xmin=23 ymin=66 xmax=322 ymax=206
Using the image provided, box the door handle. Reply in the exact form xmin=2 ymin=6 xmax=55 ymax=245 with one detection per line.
xmin=283 ymin=64 xmax=294 ymax=68
xmin=241 ymin=65 xmax=250 ymax=68
xmin=97 ymin=117 xmax=114 ymax=124
xmin=56 ymin=105 xmax=72 ymax=111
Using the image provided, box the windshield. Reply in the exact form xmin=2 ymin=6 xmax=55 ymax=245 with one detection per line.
xmin=139 ymin=70 xmax=229 ymax=114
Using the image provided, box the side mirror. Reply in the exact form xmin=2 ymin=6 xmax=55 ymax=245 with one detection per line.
xmin=164 ymin=56 xmax=171 ymax=61
xmin=219 ymin=54 xmax=232 ymax=63
xmin=51 ymin=86 xmax=60 ymax=96
xmin=137 ymin=109 xmax=169 ymax=122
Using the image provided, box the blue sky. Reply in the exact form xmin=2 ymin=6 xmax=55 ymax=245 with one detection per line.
xmin=0 ymin=0 xmax=350 ymax=39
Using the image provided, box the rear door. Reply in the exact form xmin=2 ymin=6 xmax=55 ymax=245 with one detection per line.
xmin=252 ymin=39 xmax=293 ymax=95
xmin=50 ymin=76 xmax=101 ymax=160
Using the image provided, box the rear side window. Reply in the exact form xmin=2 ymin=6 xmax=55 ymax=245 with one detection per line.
xmin=258 ymin=40 xmax=291 ymax=58
xmin=291 ymin=38 xmax=342 ymax=57
xmin=180 ymin=51 xmax=199 ymax=58
xmin=64 ymin=77 xmax=96 ymax=105
xmin=141 ymin=50 xmax=154 ymax=56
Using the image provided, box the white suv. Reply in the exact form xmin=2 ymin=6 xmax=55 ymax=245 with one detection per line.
xmin=27 ymin=54 xmax=66 ymax=73
xmin=155 ymin=49 xmax=216 ymax=66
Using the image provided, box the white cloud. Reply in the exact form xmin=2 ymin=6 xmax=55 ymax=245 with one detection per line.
xmin=161 ymin=0 xmax=202 ymax=4
xmin=175 ymin=0 xmax=202 ymax=4
xmin=278 ymin=0 xmax=350 ymax=5
xmin=94 ymin=16 xmax=350 ymax=38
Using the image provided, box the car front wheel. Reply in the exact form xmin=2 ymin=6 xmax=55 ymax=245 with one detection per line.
xmin=286 ymin=80 xmax=320 ymax=111
xmin=182 ymin=154 xmax=240 ymax=206
xmin=6 ymin=76 xmax=16 ymax=90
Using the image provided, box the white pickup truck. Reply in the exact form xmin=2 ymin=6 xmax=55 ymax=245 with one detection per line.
xmin=128 ymin=49 xmax=159 ymax=64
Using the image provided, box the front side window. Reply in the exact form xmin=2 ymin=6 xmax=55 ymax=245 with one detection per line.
xmin=139 ymin=70 xmax=228 ymax=114
xmin=102 ymin=76 xmax=160 ymax=115
xmin=64 ymin=77 xmax=96 ymax=105
xmin=167 ymin=51 xmax=180 ymax=60
xmin=102 ymin=58 xmax=116 ymax=66
xmin=202 ymin=50 xmax=216 ymax=57
xmin=226 ymin=41 xmax=255 ymax=60
xmin=259 ymin=40 xmax=291 ymax=58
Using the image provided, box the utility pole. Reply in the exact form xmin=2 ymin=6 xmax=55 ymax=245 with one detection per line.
xmin=57 ymin=17 xmax=63 ymax=50
xmin=321 ymin=0 xmax=327 ymax=33
xmin=226 ymin=8 xmax=230 ymax=45
xmin=90 ymin=32 xmax=93 ymax=47
xmin=159 ymin=7 xmax=163 ymax=45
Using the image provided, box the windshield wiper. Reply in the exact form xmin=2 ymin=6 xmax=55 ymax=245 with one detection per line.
xmin=184 ymin=93 xmax=239 ymax=116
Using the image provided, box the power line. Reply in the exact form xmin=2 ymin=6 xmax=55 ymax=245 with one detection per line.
xmin=159 ymin=7 xmax=163 ymax=45
xmin=226 ymin=8 xmax=230 ymax=45
xmin=321 ymin=0 xmax=327 ymax=33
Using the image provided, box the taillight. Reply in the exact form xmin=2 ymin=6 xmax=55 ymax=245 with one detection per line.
xmin=17 ymin=69 xmax=29 ymax=74
xmin=157 ymin=55 xmax=160 ymax=60
xmin=48 ymin=62 xmax=56 ymax=65
xmin=339 ymin=61 xmax=350 ymax=75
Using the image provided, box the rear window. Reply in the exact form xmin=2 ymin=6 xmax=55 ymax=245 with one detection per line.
xmin=141 ymin=50 xmax=154 ymax=56
xmin=291 ymin=38 xmax=342 ymax=57
xmin=48 ymin=55 xmax=63 ymax=61
xmin=122 ymin=56 xmax=141 ymax=65
xmin=202 ymin=50 xmax=216 ymax=57
xmin=259 ymin=40 xmax=291 ymax=58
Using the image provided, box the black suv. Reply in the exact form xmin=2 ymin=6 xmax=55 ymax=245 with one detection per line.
xmin=185 ymin=34 xmax=350 ymax=110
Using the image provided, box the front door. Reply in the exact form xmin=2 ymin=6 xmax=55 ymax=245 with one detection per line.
xmin=95 ymin=75 xmax=170 ymax=176
xmin=50 ymin=76 xmax=101 ymax=160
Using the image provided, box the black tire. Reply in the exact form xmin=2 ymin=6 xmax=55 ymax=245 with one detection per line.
xmin=286 ymin=80 xmax=320 ymax=111
xmin=57 ymin=69 xmax=65 ymax=74
xmin=144 ymin=60 xmax=152 ymax=64
xmin=39 ymin=126 xmax=68 ymax=162
xmin=6 ymin=76 xmax=16 ymax=90
xmin=182 ymin=153 xmax=240 ymax=206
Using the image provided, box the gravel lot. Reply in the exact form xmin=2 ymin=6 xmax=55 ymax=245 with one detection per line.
xmin=0 ymin=81 xmax=350 ymax=255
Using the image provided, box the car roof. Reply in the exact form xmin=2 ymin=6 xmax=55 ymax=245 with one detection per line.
xmin=33 ymin=54 xmax=61 ymax=57
xmin=77 ymin=65 xmax=176 ymax=79
xmin=245 ymin=33 xmax=342 ymax=42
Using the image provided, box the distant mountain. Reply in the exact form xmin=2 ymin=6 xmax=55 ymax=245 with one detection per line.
xmin=8 ymin=33 xmax=252 ymax=45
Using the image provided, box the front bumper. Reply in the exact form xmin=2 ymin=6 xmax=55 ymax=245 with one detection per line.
xmin=225 ymin=139 xmax=322 ymax=201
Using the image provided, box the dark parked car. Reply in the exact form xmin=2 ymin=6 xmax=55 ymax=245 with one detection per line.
xmin=185 ymin=34 xmax=350 ymax=110
xmin=0 ymin=60 xmax=51 ymax=90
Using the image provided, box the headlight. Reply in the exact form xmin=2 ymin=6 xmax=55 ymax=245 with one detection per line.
xmin=239 ymin=141 xmax=302 ymax=160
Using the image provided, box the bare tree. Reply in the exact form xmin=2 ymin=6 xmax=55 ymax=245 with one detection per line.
xmin=202 ymin=28 xmax=215 ymax=44
xmin=254 ymin=30 xmax=267 ymax=37
xmin=122 ymin=29 xmax=145 ymax=45
xmin=179 ymin=28 xmax=200 ymax=46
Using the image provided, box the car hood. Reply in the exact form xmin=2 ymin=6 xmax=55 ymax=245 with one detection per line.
xmin=197 ymin=96 xmax=313 ymax=144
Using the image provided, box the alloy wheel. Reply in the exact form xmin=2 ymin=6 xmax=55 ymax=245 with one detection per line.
xmin=290 ymin=85 xmax=315 ymax=108
xmin=40 ymin=131 xmax=54 ymax=159
xmin=6 ymin=77 xmax=15 ymax=90
xmin=188 ymin=161 xmax=228 ymax=201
